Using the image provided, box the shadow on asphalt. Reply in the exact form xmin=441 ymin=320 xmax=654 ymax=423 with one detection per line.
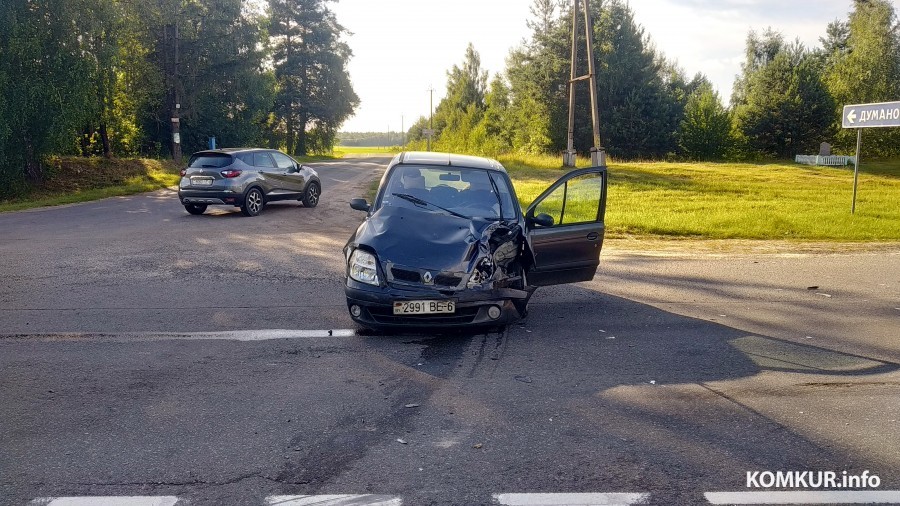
xmin=337 ymin=283 xmax=899 ymax=505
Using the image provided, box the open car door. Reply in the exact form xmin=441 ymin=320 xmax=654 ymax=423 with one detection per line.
xmin=523 ymin=166 xmax=607 ymax=287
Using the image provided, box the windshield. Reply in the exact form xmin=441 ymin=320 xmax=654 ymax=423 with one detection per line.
xmin=378 ymin=166 xmax=517 ymax=220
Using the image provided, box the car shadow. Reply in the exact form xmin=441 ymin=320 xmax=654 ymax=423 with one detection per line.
xmin=327 ymin=283 xmax=899 ymax=504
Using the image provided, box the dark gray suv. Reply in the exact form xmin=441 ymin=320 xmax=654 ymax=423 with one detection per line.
xmin=178 ymin=148 xmax=321 ymax=216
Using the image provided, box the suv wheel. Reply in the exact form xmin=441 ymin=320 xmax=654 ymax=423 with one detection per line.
xmin=184 ymin=204 xmax=207 ymax=215
xmin=241 ymin=188 xmax=265 ymax=216
xmin=302 ymin=182 xmax=320 ymax=208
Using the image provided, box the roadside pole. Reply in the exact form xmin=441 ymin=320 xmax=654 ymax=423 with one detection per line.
xmin=852 ymin=128 xmax=861 ymax=214
xmin=841 ymin=100 xmax=900 ymax=214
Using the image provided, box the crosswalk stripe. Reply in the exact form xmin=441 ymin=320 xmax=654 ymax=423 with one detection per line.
xmin=29 ymin=498 xmax=180 ymax=506
xmin=265 ymin=495 xmax=402 ymax=506
xmin=494 ymin=492 xmax=651 ymax=505
xmin=704 ymin=490 xmax=900 ymax=504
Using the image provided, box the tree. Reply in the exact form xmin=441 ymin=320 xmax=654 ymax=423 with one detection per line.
xmin=269 ymin=0 xmax=359 ymax=156
xmin=825 ymin=0 xmax=900 ymax=156
xmin=477 ymin=75 xmax=514 ymax=154
xmin=733 ymin=40 xmax=835 ymax=158
xmin=430 ymin=43 xmax=489 ymax=150
xmin=592 ymin=0 xmax=684 ymax=159
xmin=678 ymin=81 xmax=732 ymax=160
xmin=0 ymin=0 xmax=95 ymax=191
xmin=504 ymin=0 xmax=569 ymax=154
xmin=732 ymin=28 xmax=785 ymax=108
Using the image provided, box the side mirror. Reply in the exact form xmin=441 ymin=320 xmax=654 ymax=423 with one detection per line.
xmin=530 ymin=213 xmax=555 ymax=227
xmin=350 ymin=198 xmax=370 ymax=212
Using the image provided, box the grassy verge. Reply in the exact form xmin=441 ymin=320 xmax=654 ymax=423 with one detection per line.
xmin=334 ymin=146 xmax=402 ymax=157
xmin=0 ymin=157 xmax=180 ymax=213
xmin=500 ymin=154 xmax=900 ymax=241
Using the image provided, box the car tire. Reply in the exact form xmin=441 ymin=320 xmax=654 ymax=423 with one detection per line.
xmin=302 ymin=182 xmax=320 ymax=208
xmin=241 ymin=187 xmax=265 ymax=216
xmin=184 ymin=204 xmax=207 ymax=215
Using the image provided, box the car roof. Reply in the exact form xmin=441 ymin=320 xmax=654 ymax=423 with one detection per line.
xmin=396 ymin=151 xmax=507 ymax=173
xmin=191 ymin=148 xmax=275 ymax=155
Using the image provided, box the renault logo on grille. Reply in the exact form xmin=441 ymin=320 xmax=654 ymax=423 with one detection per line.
xmin=422 ymin=271 xmax=434 ymax=284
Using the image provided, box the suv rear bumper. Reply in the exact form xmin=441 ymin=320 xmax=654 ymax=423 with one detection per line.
xmin=179 ymin=189 xmax=243 ymax=207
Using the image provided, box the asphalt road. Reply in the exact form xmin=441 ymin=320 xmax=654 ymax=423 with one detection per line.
xmin=1 ymin=157 xmax=899 ymax=506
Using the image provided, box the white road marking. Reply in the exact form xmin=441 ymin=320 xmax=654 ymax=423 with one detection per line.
xmin=266 ymin=495 xmax=402 ymax=506
xmin=29 ymin=498 xmax=179 ymax=506
xmin=494 ymin=492 xmax=651 ymax=505
xmin=704 ymin=490 xmax=900 ymax=504
xmin=5 ymin=329 xmax=357 ymax=342
xmin=146 ymin=329 xmax=358 ymax=341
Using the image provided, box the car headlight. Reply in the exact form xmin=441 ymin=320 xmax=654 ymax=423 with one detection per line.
xmin=348 ymin=249 xmax=379 ymax=286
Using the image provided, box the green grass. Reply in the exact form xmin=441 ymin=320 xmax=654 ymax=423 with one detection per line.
xmin=334 ymin=145 xmax=403 ymax=157
xmin=500 ymin=154 xmax=900 ymax=241
xmin=0 ymin=157 xmax=180 ymax=213
xmin=9 ymin=152 xmax=899 ymax=242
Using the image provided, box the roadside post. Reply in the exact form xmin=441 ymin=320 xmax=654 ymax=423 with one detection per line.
xmin=841 ymin=100 xmax=900 ymax=213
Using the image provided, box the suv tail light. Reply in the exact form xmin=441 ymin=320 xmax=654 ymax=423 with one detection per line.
xmin=220 ymin=169 xmax=242 ymax=178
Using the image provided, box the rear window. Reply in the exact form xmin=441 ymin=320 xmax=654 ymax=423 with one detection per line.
xmin=188 ymin=154 xmax=233 ymax=168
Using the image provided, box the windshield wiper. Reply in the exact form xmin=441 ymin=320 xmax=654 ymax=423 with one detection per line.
xmin=392 ymin=193 xmax=470 ymax=220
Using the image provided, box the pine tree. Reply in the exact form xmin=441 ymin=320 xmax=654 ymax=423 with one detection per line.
xmin=678 ymin=82 xmax=732 ymax=161
xmin=269 ymin=0 xmax=358 ymax=155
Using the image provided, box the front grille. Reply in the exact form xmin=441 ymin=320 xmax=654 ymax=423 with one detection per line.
xmin=391 ymin=267 xmax=421 ymax=283
xmin=387 ymin=263 xmax=465 ymax=289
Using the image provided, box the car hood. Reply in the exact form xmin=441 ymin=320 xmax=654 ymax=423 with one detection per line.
xmin=352 ymin=205 xmax=519 ymax=273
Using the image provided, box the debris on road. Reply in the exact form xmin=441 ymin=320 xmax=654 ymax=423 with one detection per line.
xmin=473 ymin=443 xmax=483 ymax=449
xmin=816 ymin=292 xmax=832 ymax=298
xmin=514 ymin=375 xmax=533 ymax=384
xmin=396 ymin=438 xmax=407 ymax=444
xmin=404 ymin=403 xmax=420 ymax=408
xmin=649 ymin=380 xmax=657 ymax=385
xmin=807 ymin=286 xmax=819 ymax=290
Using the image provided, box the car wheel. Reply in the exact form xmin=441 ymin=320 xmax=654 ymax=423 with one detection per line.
xmin=241 ymin=187 xmax=265 ymax=216
xmin=302 ymin=182 xmax=320 ymax=208
xmin=184 ymin=204 xmax=207 ymax=215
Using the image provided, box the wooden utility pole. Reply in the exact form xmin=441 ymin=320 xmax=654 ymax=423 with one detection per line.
xmin=169 ymin=22 xmax=182 ymax=164
xmin=564 ymin=0 xmax=604 ymax=167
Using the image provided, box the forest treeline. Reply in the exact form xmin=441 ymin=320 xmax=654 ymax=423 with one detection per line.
xmin=3 ymin=0 xmax=900 ymax=199
xmin=0 ymin=0 xmax=357 ymax=197
xmin=406 ymin=0 xmax=900 ymax=162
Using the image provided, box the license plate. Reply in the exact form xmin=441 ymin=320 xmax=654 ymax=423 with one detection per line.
xmin=191 ymin=177 xmax=213 ymax=186
xmin=393 ymin=300 xmax=455 ymax=315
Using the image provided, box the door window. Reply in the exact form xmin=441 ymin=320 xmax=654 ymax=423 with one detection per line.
xmin=532 ymin=172 xmax=603 ymax=226
xmin=253 ymin=152 xmax=276 ymax=168
xmin=271 ymin=152 xmax=295 ymax=170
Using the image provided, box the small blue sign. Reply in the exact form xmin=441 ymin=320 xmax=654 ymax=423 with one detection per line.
xmin=842 ymin=101 xmax=900 ymax=128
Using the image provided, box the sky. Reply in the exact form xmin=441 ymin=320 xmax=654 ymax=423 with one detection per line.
xmin=329 ymin=0 xmax=897 ymax=133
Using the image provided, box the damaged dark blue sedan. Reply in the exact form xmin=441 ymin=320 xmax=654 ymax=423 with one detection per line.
xmin=343 ymin=151 xmax=607 ymax=329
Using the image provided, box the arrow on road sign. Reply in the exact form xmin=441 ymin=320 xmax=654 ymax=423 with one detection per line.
xmin=846 ymin=109 xmax=856 ymax=125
